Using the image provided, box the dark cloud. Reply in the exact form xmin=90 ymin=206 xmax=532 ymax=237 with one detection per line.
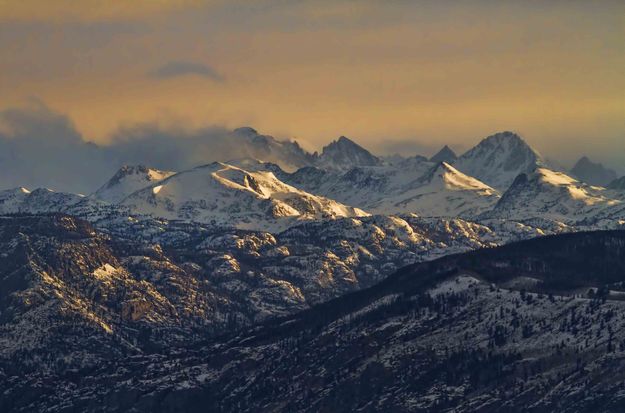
xmin=0 ymin=101 xmax=113 ymax=193
xmin=149 ymin=61 xmax=224 ymax=82
xmin=0 ymin=103 xmax=285 ymax=193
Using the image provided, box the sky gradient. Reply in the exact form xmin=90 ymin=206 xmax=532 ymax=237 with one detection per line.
xmin=1 ymin=0 xmax=624 ymax=169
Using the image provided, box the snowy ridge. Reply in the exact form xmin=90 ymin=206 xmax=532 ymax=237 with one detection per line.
xmin=372 ymin=162 xmax=500 ymax=217
xmin=121 ymin=162 xmax=368 ymax=231
xmin=484 ymin=167 xmax=625 ymax=223
xmin=0 ymin=186 xmax=84 ymax=214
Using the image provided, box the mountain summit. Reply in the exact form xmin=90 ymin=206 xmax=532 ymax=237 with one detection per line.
xmin=484 ymin=167 xmax=625 ymax=223
xmin=452 ymin=131 xmax=543 ymax=191
xmin=315 ymin=136 xmax=381 ymax=170
xmin=429 ymin=145 xmax=457 ymax=164
xmin=570 ymin=156 xmax=617 ymax=187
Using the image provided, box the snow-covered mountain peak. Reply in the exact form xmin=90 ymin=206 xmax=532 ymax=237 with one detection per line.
xmin=486 ymin=167 xmax=625 ymax=223
xmin=366 ymin=162 xmax=500 ymax=218
xmin=227 ymin=127 xmax=315 ymax=172
xmin=120 ymin=161 xmax=368 ymax=231
xmin=92 ymin=165 xmax=175 ymax=203
xmin=429 ymin=145 xmax=457 ymax=164
xmin=452 ymin=131 xmax=543 ymax=191
xmin=316 ymin=136 xmax=381 ymax=170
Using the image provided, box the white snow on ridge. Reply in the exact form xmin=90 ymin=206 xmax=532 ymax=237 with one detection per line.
xmin=121 ymin=162 xmax=369 ymax=231
xmin=371 ymin=162 xmax=500 ymax=217
xmin=485 ymin=167 xmax=625 ymax=223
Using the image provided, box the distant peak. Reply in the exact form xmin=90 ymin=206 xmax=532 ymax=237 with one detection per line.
xmin=330 ymin=136 xmax=359 ymax=148
xmin=483 ymin=131 xmax=523 ymax=143
xmin=430 ymin=145 xmax=457 ymax=163
xmin=469 ymin=130 xmax=540 ymax=159
xmin=316 ymin=135 xmax=380 ymax=170
xmin=322 ymin=136 xmax=366 ymax=152
xmin=233 ymin=126 xmax=259 ymax=136
xmin=570 ymin=155 xmax=617 ymax=186
xmin=571 ymin=156 xmax=595 ymax=170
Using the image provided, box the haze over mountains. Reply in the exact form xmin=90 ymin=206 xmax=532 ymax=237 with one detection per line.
xmin=0 ymin=101 xmax=622 ymax=193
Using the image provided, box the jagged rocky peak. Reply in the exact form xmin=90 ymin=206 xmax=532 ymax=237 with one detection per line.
xmin=316 ymin=135 xmax=381 ymax=170
xmin=230 ymin=126 xmax=316 ymax=172
xmin=452 ymin=131 xmax=543 ymax=191
xmin=570 ymin=155 xmax=617 ymax=187
xmin=429 ymin=145 xmax=457 ymax=164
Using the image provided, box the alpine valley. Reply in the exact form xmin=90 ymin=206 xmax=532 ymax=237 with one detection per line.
xmin=2 ymin=129 xmax=625 ymax=412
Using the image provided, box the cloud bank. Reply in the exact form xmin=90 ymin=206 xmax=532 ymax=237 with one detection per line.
xmin=0 ymin=103 xmax=232 ymax=192
xmin=0 ymin=103 xmax=298 ymax=193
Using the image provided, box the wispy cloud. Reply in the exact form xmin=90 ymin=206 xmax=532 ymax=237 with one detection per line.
xmin=149 ymin=61 xmax=225 ymax=82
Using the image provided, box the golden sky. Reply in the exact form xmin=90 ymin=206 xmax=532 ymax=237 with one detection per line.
xmin=1 ymin=0 xmax=624 ymax=165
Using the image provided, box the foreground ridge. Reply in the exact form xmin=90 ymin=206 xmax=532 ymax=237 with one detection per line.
xmin=5 ymin=230 xmax=625 ymax=411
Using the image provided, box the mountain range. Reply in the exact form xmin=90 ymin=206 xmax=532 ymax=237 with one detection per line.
xmin=2 ymin=128 xmax=625 ymax=412
xmin=2 ymin=129 xmax=624 ymax=231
